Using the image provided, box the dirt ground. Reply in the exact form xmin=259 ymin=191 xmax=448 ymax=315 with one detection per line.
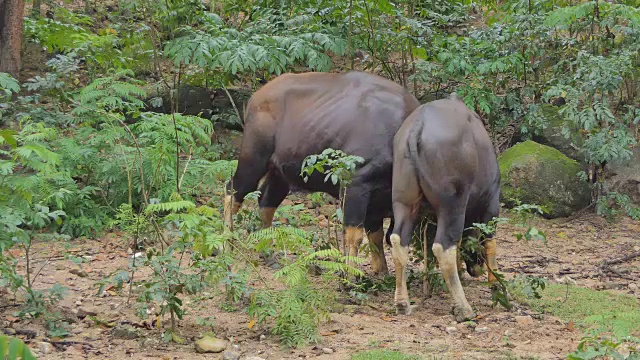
xmin=2 ymin=208 xmax=639 ymax=360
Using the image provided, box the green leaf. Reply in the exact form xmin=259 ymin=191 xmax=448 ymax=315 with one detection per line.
xmin=0 ymin=129 xmax=18 ymax=148
xmin=0 ymin=73 xmax=20 ymax=95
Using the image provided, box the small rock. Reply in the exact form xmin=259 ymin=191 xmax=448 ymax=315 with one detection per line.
xmin=223 ymin=350 xmax=241 ymax=360
xmin=4 ymin=328 xmax=16 ymax=335
xmin=69 ymin=268 xmax=88 ymax=278
xmin=194 ymin=335 xmax=227 ymax=353
xmin=445 ymin=326 xmax=457 ymax=334
xmin=245 ymin=357 xmax=266 ymax=360
xmin=474 ymin=326 xmax=489 ymax=333
xmin=629 ymin=283 xmax=638 ymax=291
xmin=515 ymin=315 xmax=534 ymax=326
xmin=318 ymin=218 xmax=329 ymax=228
xmin=38 ymin=342 xmax=54 ymax=354
xmin=75 ymin=300 xmax=82 ymax=306
xmin=504 ymin=329 xmax=514 ymax=336
xmin=322 ymin=348 xmax=334 ymax=354
xmin=77 ymin=307 xmax=98 ymax=319
xmin=259 ymin=334 xmax=266 ymax=342
xmin=111 ymin=324 xmax=141 ymax=339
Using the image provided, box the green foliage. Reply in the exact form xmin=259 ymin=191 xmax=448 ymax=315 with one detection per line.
xmin=464 ymin=209 xmax=548 ymax=311
xmin=73 ymin=69 xmax=146 ymax=116
xmin=165 ymin=8 xmax=347 ymax=81
xmin=568 ymin=330 xmax=640 ymax=360
xmin=24 ymin=9 xmax=129 ymax=77
xmin=6 ymin=0 xmax=640 ymax=353
xmin=508 ymin=201 xmax=548 ymax=243
xmin=0 ymin=73 xmax=20 ymax=98
xmin=0 ymin=335 xmax=37 ymax=360
xmin=247 ymin=226 xmax=363 ymax=347
xmin=508 ymin=275 xmax=548 ymax=301
xmin=136 ymin=241 xmax=206 ymax=338
xmin=301 ymin=148 xmax=365 ymax=187
xmin=596 ymin=192 xmax=640 ymax=221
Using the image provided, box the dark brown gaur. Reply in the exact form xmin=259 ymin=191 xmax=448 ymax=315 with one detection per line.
xmin=389 ymin=93 xmax=500 ymax=322
xmin=223 ymin=71 xmax=420 ymax=274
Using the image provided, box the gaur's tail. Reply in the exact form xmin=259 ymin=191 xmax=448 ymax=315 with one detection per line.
xmin=407 ymin=117 xmax=429 ymax=189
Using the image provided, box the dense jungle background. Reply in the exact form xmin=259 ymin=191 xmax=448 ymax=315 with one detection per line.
xmin=1 ymin=0 xmax=639 ymax=359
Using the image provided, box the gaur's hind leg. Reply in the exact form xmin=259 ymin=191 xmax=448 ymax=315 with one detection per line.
xmin=257 ymin=171 xmax=290 ymax=229
xmin=432 ymin=196 xmax=476 ymax=322
xmin=389 ymin=200 xmax=421 ymax=315
xmin=342 ymin=188 xmax=371 ymax=269
xmin=364 ymin=217 xmax=388 ymax=275
xmin=389 ymin=152 xmax=422 ymax=315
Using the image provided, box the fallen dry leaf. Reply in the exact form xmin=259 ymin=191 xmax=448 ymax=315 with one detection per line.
xmin=248 ymin=318 xmax=256 ymax=330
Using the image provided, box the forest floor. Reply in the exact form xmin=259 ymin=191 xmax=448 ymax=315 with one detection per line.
xmin=5 ymin=204 xmax=640 ymax=359
xmin=2 ymin=195 xmax=639 ymax=360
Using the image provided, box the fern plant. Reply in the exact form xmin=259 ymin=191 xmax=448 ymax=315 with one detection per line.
xmin=247 ymin=225 xmax=362 ymax=347
xmin=164 ymin=8 xmax=347 ymax=80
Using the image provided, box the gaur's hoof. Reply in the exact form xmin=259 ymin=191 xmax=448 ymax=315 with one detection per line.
xmin=370 ymin=257 xmax=389 ymax=276
xmin=395 ymin=302 xmax=413 ymax=316
xmin=452 ymin=306 xmax=476 ymax=322
xmin=371 ymin=266 xmax=389 ymax=277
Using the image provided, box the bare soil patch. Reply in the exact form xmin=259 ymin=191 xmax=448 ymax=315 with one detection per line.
xmin=2 ymin=210 xmax=639 ymax=360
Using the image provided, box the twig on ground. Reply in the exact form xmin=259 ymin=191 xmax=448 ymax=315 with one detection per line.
xmin=49 ymin=340 xmax=93 ymax=348
xmin=600 ymin=251 xmax=640 ymax=268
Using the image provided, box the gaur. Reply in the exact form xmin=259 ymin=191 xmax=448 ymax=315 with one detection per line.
xmin=389 ymin=93 xmax=500 ymax=322
xmin=223 ymin=71 xmax=420 ymax=274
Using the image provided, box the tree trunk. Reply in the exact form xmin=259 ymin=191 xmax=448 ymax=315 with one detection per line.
xmin=0 ymin=0 xmax=26 ymax=79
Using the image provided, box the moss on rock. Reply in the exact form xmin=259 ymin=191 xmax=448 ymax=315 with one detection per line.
xmin=499 ymin=140 xmax=591 ymax=218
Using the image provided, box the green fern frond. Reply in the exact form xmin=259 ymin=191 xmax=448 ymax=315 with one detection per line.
xmin=145 ymin=200 xmax=196 ymax=214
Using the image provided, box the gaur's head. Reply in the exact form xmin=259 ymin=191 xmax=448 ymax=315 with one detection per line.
xmin=461 ymin=240 xmax=486 ymax=277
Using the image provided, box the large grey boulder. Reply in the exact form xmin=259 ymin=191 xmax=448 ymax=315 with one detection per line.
xmin=499 ymin=140 xmax=591 ymax=218
xmin=530 ymin=104 xmax=585 ymax=163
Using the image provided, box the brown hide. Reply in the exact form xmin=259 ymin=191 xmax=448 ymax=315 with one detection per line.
xmin=390 ymin=93 xmax=500 ymax=321
xmin=225 ymin=71 xmax=420 ymax=275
